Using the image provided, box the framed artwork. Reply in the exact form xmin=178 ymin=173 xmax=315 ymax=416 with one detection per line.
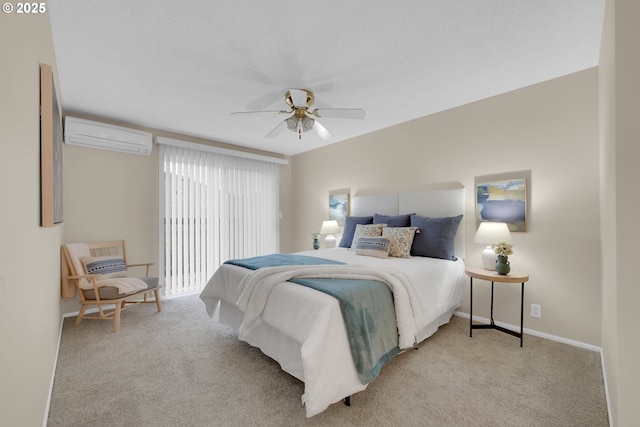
xmin=476 ymin=178 xmax=527 ymax=232
xmin=329 ymin=189 xmax=350 ymax=226
xmin=40 ymin=63 xmax=63 ymax=227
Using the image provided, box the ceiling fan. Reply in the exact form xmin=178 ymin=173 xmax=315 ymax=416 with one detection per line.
xmin=231 ymin=88 xmax=366 ymax=140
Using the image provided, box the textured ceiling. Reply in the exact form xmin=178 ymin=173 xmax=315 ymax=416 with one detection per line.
xmin=48 ymin=0 xmax=605 ymax=156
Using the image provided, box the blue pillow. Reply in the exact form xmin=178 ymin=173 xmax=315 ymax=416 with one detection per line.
xmin=410 ymin=214 xmax=463 ymax=260
xmin=373 ymin=213 xmax=412 ymax=227
xmin=339 ymin=216 xmax=373 ymax=248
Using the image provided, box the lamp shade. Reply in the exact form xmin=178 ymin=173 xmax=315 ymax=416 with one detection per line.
xmin=474 ymin=222 xmax=512 ymax=270
xmin=473 ymin=222 xmax=512 ymax=245
xmin=320 ymin=220 xmax=340 ymax=249
xmin=320 ymin=220 xmax=340 ymax=235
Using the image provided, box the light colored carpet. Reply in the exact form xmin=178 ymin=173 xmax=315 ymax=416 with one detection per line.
xmin=48 ymin=294 xmax=609 ymax=426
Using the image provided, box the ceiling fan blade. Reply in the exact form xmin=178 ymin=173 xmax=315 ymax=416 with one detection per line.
xmin=313 ymin=120 xmax=333 ymax=140
xmin=289 ymin=88 xmax=309 ymax=108
xmin=231 ymin=110 xmax=289 ymax=117
xmin=266 ymin=120 xmax=289 ymax=138
xmin=244 ymin=89 xmax=284 ymax=111
xmin=314 ymin=108 xmax=366 ymax=120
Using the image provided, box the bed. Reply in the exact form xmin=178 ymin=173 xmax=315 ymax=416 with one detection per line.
xmin=200 ymin=183 xmax=467 ymax=417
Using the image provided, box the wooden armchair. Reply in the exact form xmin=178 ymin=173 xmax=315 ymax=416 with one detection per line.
xmin=61 ymin=240 xmax=162 ymax=332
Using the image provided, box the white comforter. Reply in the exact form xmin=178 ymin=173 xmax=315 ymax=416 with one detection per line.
xmin=236 ymin=264 xmax=424 ymax=349
xmin=200 ymin=248 xmax=466 ymax=417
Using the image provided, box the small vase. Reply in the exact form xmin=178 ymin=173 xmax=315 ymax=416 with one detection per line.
xmin=313 ymin=238 xmax=320 ymax=250
xmin=495 ymin=255 xmax=510 ymax=275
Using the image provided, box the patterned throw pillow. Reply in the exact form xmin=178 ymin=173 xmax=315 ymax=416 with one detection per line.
xmin=339 ymin=216 xmax=373 ymax=248
xmin=354 ymin=237 xmax=392 ymax=259
xmin=382 ymin=226 xmax=418 ymax=258
xmin=349 ymin=223 xmax=387 ymax=251
xmin=81 ymin=256 xmax=129 ymax=279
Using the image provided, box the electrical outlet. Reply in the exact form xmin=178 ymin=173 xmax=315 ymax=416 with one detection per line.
xmin=530 ymin=304 xmax=542 ymax=318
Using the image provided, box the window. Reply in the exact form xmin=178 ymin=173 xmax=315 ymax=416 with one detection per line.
xmin=158 ymin=139 xmax=281 ymax=296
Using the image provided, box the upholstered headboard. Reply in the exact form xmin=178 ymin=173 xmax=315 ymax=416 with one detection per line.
xmin=351 ymin=182 xmax=466 ymax=259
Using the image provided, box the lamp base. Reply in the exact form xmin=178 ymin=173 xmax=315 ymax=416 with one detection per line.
xmin=482 ymin=246 xmax=496 ymax=270
xmin=324 ymin=235 xmax=336 ymax=249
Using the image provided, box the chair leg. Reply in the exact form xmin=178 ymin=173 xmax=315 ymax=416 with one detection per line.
xmin=74 ymin=305 xmax=87 ymax=327
xmin=113 ymin=302 xmax=122 ymax=332
xmin=154 ymin=288 xmax=162 ymax=312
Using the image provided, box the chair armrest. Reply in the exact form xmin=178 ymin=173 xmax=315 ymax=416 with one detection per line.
xmin=126 ymin=262 xmax=154 ymax=276
xmin=67 ymin=273 xmax=99 ymax=280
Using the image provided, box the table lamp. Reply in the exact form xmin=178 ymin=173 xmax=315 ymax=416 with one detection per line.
xmin=320 ymin=220 xmax=340 ymax=248
xmin=473 ymin=222 xmax=512 ymax=270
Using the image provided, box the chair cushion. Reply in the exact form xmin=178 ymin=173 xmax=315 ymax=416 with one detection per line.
xmin=82 ymin=277 xmax=159 ymax=300
xmin=140 ymin=277 xmax=160 ymax=289
xmin=83 ymin=286 xmax=130 ymax=300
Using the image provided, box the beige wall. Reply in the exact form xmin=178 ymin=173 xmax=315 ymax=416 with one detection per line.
xmin=613 ymin=0 xmax=640 ymax=421
xmin=290 ymin=69 xmax=602 ymax=346
xmin=600 ymin=0 xmax=640 ymax=425
xmin=599 ymin=0 xmax=618 ymax=422
xmin=278 ymin=157 xmax=295 ymax=251
xmin=0 ymin=9 xmax=63 ymax=427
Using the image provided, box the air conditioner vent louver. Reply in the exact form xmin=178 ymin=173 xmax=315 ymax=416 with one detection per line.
xmin=64 ymin=116 xmax=152 ymax=156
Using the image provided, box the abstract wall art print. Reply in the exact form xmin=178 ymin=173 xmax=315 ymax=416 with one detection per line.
xmin=476 ymin=178 xmax=526 ymax=232
xmin=328 ymin=190 xmax=350 ymax=227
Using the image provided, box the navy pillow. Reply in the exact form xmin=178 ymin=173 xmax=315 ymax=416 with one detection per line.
xmin=373 ymin=213 xmax=412 ymax=227
xmin=410 ymin=214 xmax=463 ymax=260
xmin=339 ymin=216 xmax=373 ymax=248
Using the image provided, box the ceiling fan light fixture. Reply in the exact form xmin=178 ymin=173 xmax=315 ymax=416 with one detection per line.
xmin=285 ymin=116 xmax=298 ymax=130
xmin=301 ymin=115 xmax=315 ymax=132
xmin=232 ymin=88 xmax=365 ymax=141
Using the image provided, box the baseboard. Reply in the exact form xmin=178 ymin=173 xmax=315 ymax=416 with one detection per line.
xmin=453 ymin=311 xmax=601 ymax=352
xmin=43 ymin=314 xmax=65 ymax=427
xmin=599 ymin=349 xmax=614 ymax=427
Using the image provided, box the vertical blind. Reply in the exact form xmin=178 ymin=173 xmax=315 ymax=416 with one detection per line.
xmin=159 ymin=142 xmax=280 ymax=296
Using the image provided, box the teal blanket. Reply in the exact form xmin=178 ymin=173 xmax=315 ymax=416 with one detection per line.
xmin=291 ymin=278 xmax=400 ymax=384
xmin=225 ymin=253 xmax=345 ymax=270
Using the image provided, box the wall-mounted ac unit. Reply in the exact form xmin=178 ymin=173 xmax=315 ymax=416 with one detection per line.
xmin=64 ymin=116 xmax=152 ymax=156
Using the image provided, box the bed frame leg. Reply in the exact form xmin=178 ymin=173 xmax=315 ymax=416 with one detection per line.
xmin=343 ymin=396 xmax=351 ymax=407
